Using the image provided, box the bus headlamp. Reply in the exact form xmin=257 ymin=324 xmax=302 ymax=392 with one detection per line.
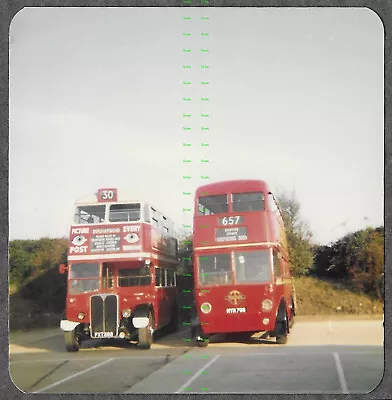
xmin=77 ymin=312 xmax=85 ymax=320
xmin=122 ymin=309 xmax=131 ymax=318
xmin=262 ymin=299 xmax=273 ymax=312
xmin=200 ymin=302 xmax=212 ymax=314
xmin=145 ymin=259 xmax=151 ymax=265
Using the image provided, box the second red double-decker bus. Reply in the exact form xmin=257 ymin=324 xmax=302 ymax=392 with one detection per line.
xmin=59 ymin=188 xmax=179 ymax=351
xmin=192 ymin=180 xmax=296 ymax=346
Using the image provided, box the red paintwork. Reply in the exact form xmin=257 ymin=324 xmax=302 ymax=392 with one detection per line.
xmin=68 ymin=223 xmax=177 ymax=261
xmin=63 ymin=190 xmax=178 ymax=334
xmin=193 ymin=180 xmax=294 ymax=335
xmin=65 ymin=261 xmax=177 ymax=331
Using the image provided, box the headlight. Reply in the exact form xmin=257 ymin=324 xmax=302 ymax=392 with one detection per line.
xmin=77 ymin=312 xmax=85 ymax=320
xmin=145 ymin=259 xmax=151 ymax=265
xmin=200 ymin=302 xmax=212 ymax=314
xmin=122 ymin=309 xmax=131 ymax=318
xmin=262 ymin=299 xmax=273 ymax=312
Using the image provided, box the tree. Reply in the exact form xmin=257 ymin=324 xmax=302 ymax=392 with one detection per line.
xmin=177 ymin=235 xmax=193 ymax=276
xmin=275 ymin=191 xmax=314 ymax=276
xmin=312 ymin=226 xmax=384 ymax=298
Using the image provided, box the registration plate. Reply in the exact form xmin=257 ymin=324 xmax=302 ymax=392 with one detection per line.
xmin=226 ymin=307 xmax=246 ymax=314
xmin=93 ymin=332 xmax=114 ymax=338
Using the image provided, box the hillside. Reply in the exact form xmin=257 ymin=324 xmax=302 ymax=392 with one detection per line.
xmin=294 ymin=276 xmax=383 ymax=315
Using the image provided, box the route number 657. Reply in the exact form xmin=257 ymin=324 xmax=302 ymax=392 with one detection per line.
xmin=220 ymin=216 xmax=242 ymax=225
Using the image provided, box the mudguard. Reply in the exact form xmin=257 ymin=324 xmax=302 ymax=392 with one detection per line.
xmin=132 ymin=304 xmax=153 ymax=329
xmin=60 ymin=320 xmax=80 ymax=331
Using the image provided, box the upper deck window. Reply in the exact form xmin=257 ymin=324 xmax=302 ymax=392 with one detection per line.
xmin=198 ymin=195 xmax=228 ymax=215
xmin=143 ymin=204 xmax=150 ymax=222
xmin=232 ymin=192 xmax=264 ymax=212
xmin=109 ymin=203 xmax=140 ymax=222
xmin=74 ymin=205 xmax=105 ymax=224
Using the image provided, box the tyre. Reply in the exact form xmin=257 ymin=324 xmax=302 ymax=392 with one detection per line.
xmin=276 ymin=311 xmax=289 ymax=345
xmin=276 ymin=333 xmax=288 ymax=344
xmin=289 ymin=297 xmax=295 ymax=329
xmin=138 ymin=312 xmax=153 ymax=349
xmin=64 ymin=329 xmax=80 ymax=352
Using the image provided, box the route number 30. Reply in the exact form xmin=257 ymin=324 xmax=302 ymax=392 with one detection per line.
xmin=101 ymin=190 xmax=114 ymax=200
xmin=97 ymin=188 xmax=118 ymax=202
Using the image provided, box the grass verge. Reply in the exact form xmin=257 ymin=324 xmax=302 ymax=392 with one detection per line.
xmin=294 ymin=276 xmax=383 ymax=315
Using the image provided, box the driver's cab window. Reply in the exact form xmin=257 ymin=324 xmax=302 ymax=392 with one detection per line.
xmin=102 ymin=264 xmax=114 ymax=289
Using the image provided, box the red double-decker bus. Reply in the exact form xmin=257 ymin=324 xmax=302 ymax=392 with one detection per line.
xmin=59 ymin=188 xmax=179 ymax=351
xmin=192 ymin=180 xmax=296 ymax=347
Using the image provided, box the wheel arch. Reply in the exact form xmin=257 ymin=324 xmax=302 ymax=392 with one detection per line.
xmin=132 ymin=303 xmax=155 ymax=325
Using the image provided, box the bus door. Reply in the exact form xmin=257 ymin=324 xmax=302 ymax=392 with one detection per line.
xmin=154 ymin=267 xmax=170 ymax=327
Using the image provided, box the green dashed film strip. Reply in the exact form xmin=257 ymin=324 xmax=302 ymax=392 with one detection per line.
xmin=182 ymin=3 xmax=210 ymax=392
xmin=182 ymin=354 xmax=211 ymax=392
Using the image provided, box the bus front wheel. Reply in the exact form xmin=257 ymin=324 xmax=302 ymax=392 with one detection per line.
xmin=275 ymin=311 xmax=289 ymax=345
xmin=138 ymin=312 xmax=153 ymax=349
xmin=289 ymin=297 xmax=295 ymax=329
xmin=64 ymin=329 xmax=80 ymax=352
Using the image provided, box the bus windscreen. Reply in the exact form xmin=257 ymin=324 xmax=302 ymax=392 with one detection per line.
xmin=198 ymin=253 xmax=233 ymax=285
xmin=233 ymin=250 xmax=271 ymax=283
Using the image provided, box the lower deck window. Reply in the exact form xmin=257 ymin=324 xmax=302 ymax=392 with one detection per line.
xmin=69 ymin=279 xmax=99 ymax=294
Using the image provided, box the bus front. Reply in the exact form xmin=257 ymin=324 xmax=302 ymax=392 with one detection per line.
xmin=193 ymin=180 xmax=294 ymax=347
xmin=59 ymin=188 xmax=162 ymax=351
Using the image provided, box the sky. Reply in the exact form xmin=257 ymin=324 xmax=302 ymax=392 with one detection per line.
xmin=9 ymin=7 xmax=384 ymax=245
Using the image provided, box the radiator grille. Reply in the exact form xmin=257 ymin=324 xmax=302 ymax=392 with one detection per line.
xmin=90 ymin=294 xmax=118 ymax=338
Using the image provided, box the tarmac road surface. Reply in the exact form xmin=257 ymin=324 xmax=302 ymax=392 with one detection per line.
xmin=8 ymin=317 xmax=384 ymax=394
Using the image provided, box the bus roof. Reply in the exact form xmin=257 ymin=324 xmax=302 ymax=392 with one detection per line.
xmin=195 ymin=179 xmax=272 ymax=197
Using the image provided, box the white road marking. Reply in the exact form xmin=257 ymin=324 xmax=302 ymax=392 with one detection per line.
xmin=33 ymin=358 xmax=113 ymax=393
xmin=175 ymin=354 xmax=220 ymax=393
xmin=10 ymin=355 xmax=166 ymax=365
xmin=333 ymin=352 xmax=349 ymax=394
